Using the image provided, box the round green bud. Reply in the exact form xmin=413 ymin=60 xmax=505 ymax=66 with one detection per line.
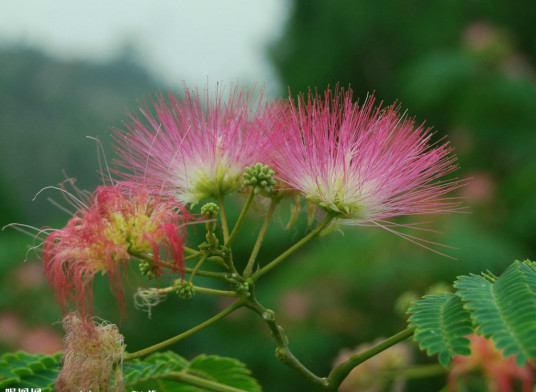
xmin=201 ymin=202 xmax=219 ymax=218
xmin=175 ymin=281 xmax=195 ymax=299
xmin=243 ymin=163 xmax=277 ymax=194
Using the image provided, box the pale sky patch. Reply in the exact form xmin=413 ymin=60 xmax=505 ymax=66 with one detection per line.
xmin=0 ymin=0 xmax=289 ymax=94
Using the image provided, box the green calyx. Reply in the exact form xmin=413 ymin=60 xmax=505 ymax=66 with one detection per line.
xmin=175 ymin=281 xmax=196 ymax=299
xmin=243 ymin=163 xmax=276 ymax=194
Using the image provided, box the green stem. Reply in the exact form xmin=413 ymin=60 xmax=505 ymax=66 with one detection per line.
xmin=134 ymin=255 xmax=200 ymax=275
xmin=217 ymin=195 xmax=230 ymax=243
xmin=225 ymin=192 xmax=255 ymax=248
xmin=184 ymin=267 xmax=229 ymax=280
xmin=188 ymin=253 xmax=209 ymax=283
xmin=156 ymin=284 xmax=239 ymax=298
xmin=245 ymin=296 xmax=328 ymax=389
xmin=243 ymin=198 xmax=278 ymax=277
xmin=125 ymin=300 xmax=244 ymax=361
xmin=327 ymin=327 xmax=415 ymax=389
xmin=183 ymin=246 xmax=198 ymax=255
xmin=194 ymin=286 xmax=240 ymax=297
xmin=251 ymin=215 xmax=334 ymax=282
xmin=185 ymin=252 xmax=201 ymax=262
xmin=379 ymin=364 xmax=446 ymax=380
xmin=164 ymin=371 xmax=249 ymax=392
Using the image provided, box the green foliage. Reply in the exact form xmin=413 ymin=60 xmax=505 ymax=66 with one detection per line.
xmin=408 ymin=294 xmax=473 ymax=366
xmin=0 ymin=350 xmax=261 ymax=392
xmin=0 ymin=351 xmax=61 ymax=391
xmin=125 ymin=351 xmax=262 ymax=392
xmin=409 ymin=260 xmax=536 ymax=367
xmin=455 ymin=260 xmax=536 ymax=366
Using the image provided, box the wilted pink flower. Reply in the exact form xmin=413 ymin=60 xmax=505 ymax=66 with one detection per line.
xmin=42 ymin=182 xmax=189 ymax=314
xmin=266 ymin=88 xmax=464 ymax=247
xmin=56 ymin=313 xmax=124 ymax=392
xmin=114 ymin=85 xmax=273 ymax=205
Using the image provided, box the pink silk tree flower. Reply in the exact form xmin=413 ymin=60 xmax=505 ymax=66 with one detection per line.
xmin=41 ymin=182 xmax=190 ymax=314
xmin=266 ymin=88 xmax=464 ymax=245
xmin=114 ymin=85 xmax=273 ymax=205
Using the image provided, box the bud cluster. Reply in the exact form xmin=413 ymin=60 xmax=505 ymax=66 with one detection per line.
xmin=175 ymin=280 xmax=195 ymax=299
xmin=234 ymin=280 xmax=252 ymax=297
xmin=243 ymin=163 xmax=276 ymax=194
xmin=201 ymin=202 xmax=219 ymax=218
xmin=139 ymin=261 xmax=159 ymax=280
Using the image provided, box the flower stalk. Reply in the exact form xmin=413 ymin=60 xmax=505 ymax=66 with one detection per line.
xmin=243 ymin=197 xmax=279 ymax=277
xmin=217 ymin=195 xmax=231 ymax=243
xmin=225 ymin=191 xmax=255 ymax=248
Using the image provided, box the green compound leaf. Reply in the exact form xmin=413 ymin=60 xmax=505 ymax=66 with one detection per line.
xmin=407 ymin=293 xmax=473 ymax=367
xmin=0 ymin=351 xmax=61 ymax=391
xmin=125 ymin=351 xmax=262 ymax=392
xmin=1 ymin=350 xmax=261 ymax=392
xmin=185 ymin=354 xmax=262 ymax=392
xmin=454 ymin=260 xmax=536 ymax=366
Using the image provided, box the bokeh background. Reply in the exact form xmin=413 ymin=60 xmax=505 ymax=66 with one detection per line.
xmin=1 ymin=1 xmax=535 ymax=391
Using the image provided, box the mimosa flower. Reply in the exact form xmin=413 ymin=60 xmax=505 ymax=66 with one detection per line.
xmin=114 ymin=85 xmax=273 ymax=205
xmin=42 ymin=182 xmax=189 ymax=314
xmin=266 ymin=88 xmax=464 ymax=245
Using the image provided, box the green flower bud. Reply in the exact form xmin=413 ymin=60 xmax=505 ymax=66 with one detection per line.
xmin=139 ymin=261 xmax=158 ymax=280
xmin=175 ymin=280 xmax=195 ymax=299
xmin=234 ymin=280 xmax=252 ymax=297
xmin=201 ymin=202 xmax=219 ymax=218
xmin=243 ymin=163 xmax=277 ymax=194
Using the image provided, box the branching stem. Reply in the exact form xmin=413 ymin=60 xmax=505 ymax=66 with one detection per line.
xmin=251 ymin=214 xmax=334 ymax=282
xmin=245 ymin=295 xmax=328 ymax=389
xmin=125 ymin=300 xmax=244 ymax=361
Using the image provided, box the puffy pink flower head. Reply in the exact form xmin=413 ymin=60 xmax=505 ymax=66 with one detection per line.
xmin=267 ymin=88 xmax=463 ymax=229
xmin=114 ymin=86 xmax=272 ymax=205
xmin=42 ymin=182 xmax=189 ymax=314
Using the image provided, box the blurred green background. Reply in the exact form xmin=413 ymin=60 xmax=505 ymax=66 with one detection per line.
xmin=1 ymin=1 xmax=535 ymax=391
